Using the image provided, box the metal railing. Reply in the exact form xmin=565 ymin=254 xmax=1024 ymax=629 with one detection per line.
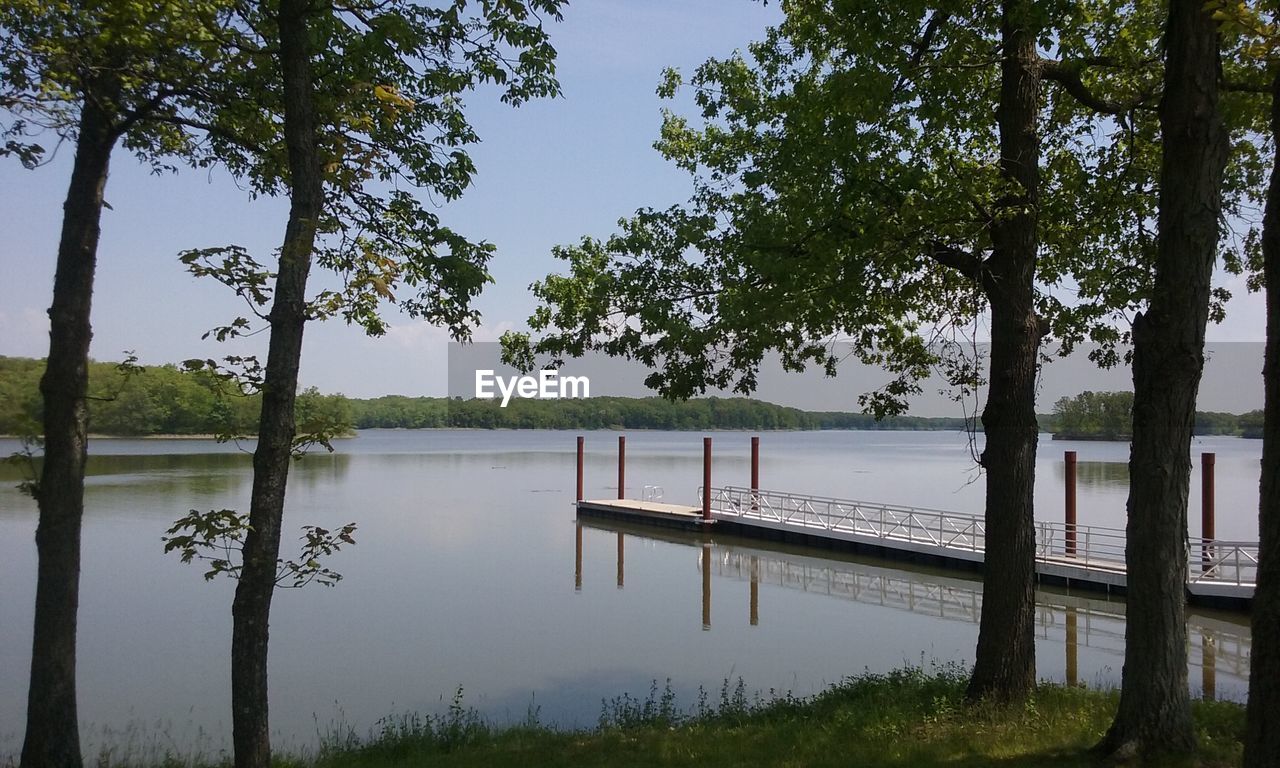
xmin=703 ymin=485 xmax=1258 ymax=590
xmin=705 ymin=485 xmax=987 ymax=552
xmin=641 ymin=484 xmax=665 ymax=502
xmin=1189 ymin=539 xmax=1260 ymax=586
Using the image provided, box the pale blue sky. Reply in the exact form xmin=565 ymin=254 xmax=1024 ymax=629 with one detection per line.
xmin=0 ymin=1 xmax=1266 ymax=403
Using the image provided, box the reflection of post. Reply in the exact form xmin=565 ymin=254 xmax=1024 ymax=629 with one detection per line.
xmin=1202 ymin=629 xmax=1217 ymax=701
xmin=618 ymin=435 xmax=626 ymax=500
xmin=1065 ymin=606 xmax=1078 ymax=687
xmin=1201 ymin=452 xmax=1216 ymax=572
xmin=616 ymin=531 xmax=624 ymax=589
xmin=576 ymin=435 xmax=584 ymax=502
xmin=574 ymin=521 xmax=583 ymax=592
xmin=1065 ymin=451 xmax=1077 ymax=556
xmin=749 ymin=555 xmax=759 ymax=626
xmin=702 ymin=544 xmax=712 ymax=630
xmin=751 ymin=436 xmax=760 ymax=512
xmin=703 ymin=437 xmax=713 ymax=522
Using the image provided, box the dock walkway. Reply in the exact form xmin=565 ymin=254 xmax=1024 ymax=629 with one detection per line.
xmin=576 ymin=485 xmax=1257 ymax=609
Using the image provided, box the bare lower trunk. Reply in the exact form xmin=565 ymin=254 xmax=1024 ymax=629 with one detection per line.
xmin=228 ymin=1 xmax=323 ymax=766
xmin=1244 ymin=69 xmax=1280 ymax=768
xmin=966 ymin=0 xmax=1041 ymax=704
xmin=1097 ymin=0 xmax=1226 ymax=758
xmin=21 ymin=89 xmax=119 ymax=768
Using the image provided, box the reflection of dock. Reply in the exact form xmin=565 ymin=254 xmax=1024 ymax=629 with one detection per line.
xmin=575 ymin=518 xmax=1251 ymax=694
xmin=576 ymin=486 xmax=1256 ymax=609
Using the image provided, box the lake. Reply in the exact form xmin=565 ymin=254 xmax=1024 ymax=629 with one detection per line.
xmin=0 ymin=429 xmax=1259 ymax=759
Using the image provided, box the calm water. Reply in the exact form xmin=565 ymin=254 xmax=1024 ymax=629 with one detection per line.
xmin=0 ymin=430 xmax=1259 ymax=757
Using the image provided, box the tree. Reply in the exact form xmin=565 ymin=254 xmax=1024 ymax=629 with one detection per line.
xmin=1214 ymin=4 xmax=1280 ymax=763
xmin=1096 ymin=0 xmax=1230 ymax=757
xmin=167 ymin=2 xmax=563 ymax=765
xmin=0 ymin=2 xmax=247 ymax=763
xmin=505 ymin=0 xmax=1168 ymax=704
xmin=1248 ymin=61 xmax=1280 ymax=768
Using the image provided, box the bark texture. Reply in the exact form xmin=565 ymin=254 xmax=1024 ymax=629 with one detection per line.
xmin=965 ymin=0 xmax=1042 ymax=704
xmin=1244 ymin=68 xmax=1280 ymax=768
xmin=228 ymin=1 xmax=323 ymax=765
xmin=21 ymin=82 xmax=120 ymax=768
xmin=1097 ymin=0 xmax=1227 ymax=758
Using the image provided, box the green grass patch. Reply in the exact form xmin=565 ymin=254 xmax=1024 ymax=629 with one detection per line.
xmin=26 ymin=669 xmax=1239 ymax=768
xmin=312 ymin=667 xmax=1244 ymax=768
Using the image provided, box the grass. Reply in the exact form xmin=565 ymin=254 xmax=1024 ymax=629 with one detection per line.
xmin=310 ymin=667 xmax=1245 ymax=768
xmin=10 ymin=669 xmax=1242 ymax=768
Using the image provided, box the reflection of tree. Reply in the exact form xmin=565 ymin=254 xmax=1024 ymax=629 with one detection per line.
xmin=1053 ymin=460 xmax=1129 ymax=489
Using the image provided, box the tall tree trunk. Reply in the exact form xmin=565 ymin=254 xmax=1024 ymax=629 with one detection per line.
xmin=1097 ymin=0 xmax=1227 ymax=758
xmin=21 ymin=85 xmax=120 ymax=768
xmin=966 ymin=0 xmax=1041 ymax=704
xmin=228 ymin=1 xmax=323 ymax=765
xmin=1244 ymin=68 xmax=1280 ymax=768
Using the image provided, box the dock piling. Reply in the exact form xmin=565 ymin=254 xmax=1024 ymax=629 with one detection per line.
xmin=1202 ymin=452 xmax=1216 ymax=570
xmin=618 ymin=435 xmax=626 ymax=500
xmin=576 ymin=435 xmax=584 ymax=502
xmin=1065 ymin=451 xmax=1077 ymax=556
xmin=703 ymin=437 xmax=712 ymax=521
xmin=751 ymin=436 xmax=760 ymax=511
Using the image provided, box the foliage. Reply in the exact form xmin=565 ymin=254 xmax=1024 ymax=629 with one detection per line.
xmin=0 ymin=0 xmax=244 ymax=170
xmin=173 ymin=0 xmax=566 ymax=355
xmin=1052 ymin=391 xmax=1134 ymax=440
xmin=0 ymin=355 xmax=352 ymax=439
xmin=501 ymin=1 xmax=1230 ymax=409
xmin=162 ymin=508 xmax=357 ymax=588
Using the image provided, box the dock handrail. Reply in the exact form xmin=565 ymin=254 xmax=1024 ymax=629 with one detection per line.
xmin=702 ymin=485 xmax=1257 ymax=589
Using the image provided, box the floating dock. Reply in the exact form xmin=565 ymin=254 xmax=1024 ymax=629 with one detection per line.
xmin=573 ymin=436 xmax=1257 ymax=611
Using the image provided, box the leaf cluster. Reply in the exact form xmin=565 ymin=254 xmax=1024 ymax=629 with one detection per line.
xmin=163 ymin=508 xmax=357 ymax=588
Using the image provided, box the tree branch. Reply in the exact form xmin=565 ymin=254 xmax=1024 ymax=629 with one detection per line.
xmin=1040 ymin=58 xmax=1156 ymax=116
xmin=1223 ymin=77 xmax=1272 ymax=94
xmin=928 ymin=242 xmax=984 ymax=280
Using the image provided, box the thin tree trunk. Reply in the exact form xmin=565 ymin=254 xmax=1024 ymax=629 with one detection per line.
xmin=21 ymin=85 xmax=120 ymax=768
xmin=228 ymin=0 xmax=323 ymax=765
xmin=966 ymin=0 xmax=1041 ymax=704
xmin=1097 ymin=0 xmax=1227 ymax=758
xmin=1244 ymin=68 xmax=1280 ymax=768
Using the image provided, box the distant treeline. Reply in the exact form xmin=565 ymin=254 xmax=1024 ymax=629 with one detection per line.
xmin=1045 ymin=390 xmax=1262 ymax=440
xmin=0 ymin=356 xmax=349 ymax=437
xmin=1 ymin=356 xmax=973 ymax=435
xmin=349 ymin=395 xmax=973 ymax=431
xmin=2 ymin=356 xmax=1264 ymax=437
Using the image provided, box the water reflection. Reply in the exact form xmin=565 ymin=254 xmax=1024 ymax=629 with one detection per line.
xmin=1052 ymin=460 xmax=1130 ymax=489
xmin=577 ymin=517 xmax=1249 ymax=700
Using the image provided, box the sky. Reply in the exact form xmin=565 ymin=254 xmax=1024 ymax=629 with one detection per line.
xmin=0 ymin=1 xmax=1268 ymax=413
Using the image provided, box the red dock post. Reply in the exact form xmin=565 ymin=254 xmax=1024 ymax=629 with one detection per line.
xmin=1064 ymin=450 xmax=1077 ymax=556
xmin=1202 ymin=452 xmax=1216 ymax=570
xmin=703 ymin=437 xmax=713 ymax=521
xmin=576 ymin=435 xmax=584 ymax=502
xmin=617 ymin=435 xmax=626 ymax=500
xmin=750 ymin=436 xmax=760 ymax=511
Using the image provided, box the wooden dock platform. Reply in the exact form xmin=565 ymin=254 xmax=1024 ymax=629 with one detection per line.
xmin=576 ymin=486 xmax=1256 ymax=611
